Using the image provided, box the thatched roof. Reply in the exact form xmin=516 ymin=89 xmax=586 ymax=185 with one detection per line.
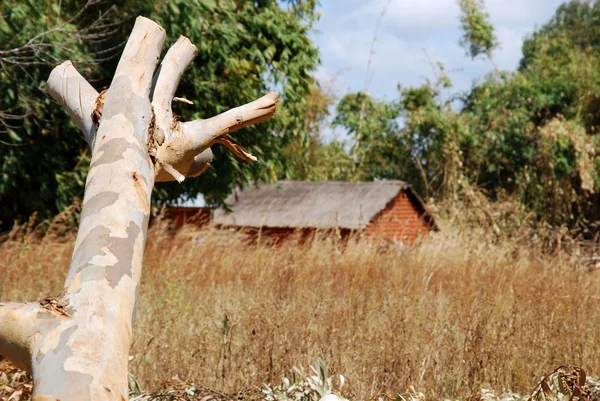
xmin=212 ymin=180 xmax=437 ymax=230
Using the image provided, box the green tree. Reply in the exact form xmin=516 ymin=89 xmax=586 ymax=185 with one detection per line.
xmin=0 ymin=0 xmax=113 ymax=227
xmin=331 ymin=66 xmax=457 ymax=197
xmin=520 ymin=1 xmax=600 ymax=69
xmin=331 ymin=0 xmax=600 ymax=229
xmin=457 ymin=0 xmax=498 ymax=60
xmin=332 ymin=92 xmax=406 ymax=182
xmin=283 ymin=85 xmax=354 ymax=181
xmin=0 ymin=0 xmax=319 ymax=227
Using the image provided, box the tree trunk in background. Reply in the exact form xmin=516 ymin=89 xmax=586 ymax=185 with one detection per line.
xmin=0 ymin=16 xmax=278 ymax=401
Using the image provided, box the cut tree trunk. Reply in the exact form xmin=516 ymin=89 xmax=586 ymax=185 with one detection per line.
xmin=0 ymin=16 xmax=277 ymax=401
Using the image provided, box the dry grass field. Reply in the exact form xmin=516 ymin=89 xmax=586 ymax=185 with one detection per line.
xmin=2 ymin=207 xmax=600 ymax=400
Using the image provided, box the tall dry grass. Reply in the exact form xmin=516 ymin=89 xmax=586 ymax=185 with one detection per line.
xmin=2 ymin=209 xmax=600 ymax=399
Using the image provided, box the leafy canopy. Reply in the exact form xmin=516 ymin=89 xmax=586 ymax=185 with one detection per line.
xmin=0 ymin=0 xmax=319 ymax=227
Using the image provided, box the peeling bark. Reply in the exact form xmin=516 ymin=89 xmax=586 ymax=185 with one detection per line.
xmin=0 ymin=15 xmax=277 ymax=400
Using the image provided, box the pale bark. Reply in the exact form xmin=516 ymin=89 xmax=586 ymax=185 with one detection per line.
xmin=150 ymin=39 xmax=278 ymax=182
xmin=0 ymin=303 xmax=49 ymax=372
xmin=182 ymin=91 xmax=278 ymax=161
xmin=0 ymin=15 xmax=278 ymax=401
xmin=151 ymin=35 xmax=198 ymax=146
xmin=45 ymin=61 xmax=99 ymax=148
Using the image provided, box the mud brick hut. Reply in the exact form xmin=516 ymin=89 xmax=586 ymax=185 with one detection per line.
xmin=169 ymin=202 xmax=211 ymax=229
xmin=209 ymin=180 xmax=437 ymax=243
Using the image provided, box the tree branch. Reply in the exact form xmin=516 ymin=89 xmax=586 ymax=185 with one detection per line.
xmin=150 ymin=36 xmax=200 ymax=182
xmin=45 ymin=59 xmax=216 ymax=183
xmin=44 ymin=55 xmax=277 ymax=184
xmin=154 ymin=92 xmax=277 ymax=181
xmin=151 ymin=36 xmax=198 ymax=145
xmin=0 ymin=302 xmax=48 ymax=372
xmin=187 ymin=148 xmax=214 ymax=178
xmin=181 ymin=91 xmax=278 ymax=156
xmin=46 ymin=61 xmax=99 ymax=148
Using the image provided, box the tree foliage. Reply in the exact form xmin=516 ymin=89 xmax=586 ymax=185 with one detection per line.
xmin=332 ymin=92 xmax=405 ymax=181
xmin=0 ymin=0 xmax=114 ymax=227
xmin=324 ymin=0 xmax=600 ymax=229
xmin=283 ymin=85 xmax=355 ymax=181
xmin=457 ymin=0 xmax=498 ymax=60
xmin=0 ymin=0 xmax=319 ymax=227
xmin=520 ymin=1 xmax=600 ymax=69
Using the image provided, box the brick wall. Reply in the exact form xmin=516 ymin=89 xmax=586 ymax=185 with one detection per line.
xmin=240 ymin=227 xmax=353 ymax=246
xmin=365 ymin=191 xmax=430 ymax=244
xmin=169 ymin=207 xmax=211 ymax=229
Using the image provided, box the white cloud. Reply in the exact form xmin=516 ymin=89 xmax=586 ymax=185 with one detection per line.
xmin=312 ymin=0 xmax=566 ymax=101
xmin=352 ymin=0 xmax=460 ymax=40
xmin=486 ymin=0 xmax=560 ymax=25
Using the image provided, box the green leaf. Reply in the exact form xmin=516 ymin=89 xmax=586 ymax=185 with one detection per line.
xmin=7 ymin=129 xmax=22 ymax=143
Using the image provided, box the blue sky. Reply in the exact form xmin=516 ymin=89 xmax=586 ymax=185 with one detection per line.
xmin=311 ymin=0 xmax=566 ymax=105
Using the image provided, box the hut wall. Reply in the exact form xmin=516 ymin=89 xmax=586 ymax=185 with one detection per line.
xmin=243 ymin=227 xmax=354 ymax=245
xmin=169 ymin=207 xmax=211 ymax=229
xmin=366 ymin=191 xmax=429 ymax=243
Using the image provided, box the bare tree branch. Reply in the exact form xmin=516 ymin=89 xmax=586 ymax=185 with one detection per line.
xmin=0 ymin=0 xmax=121 ymax=136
